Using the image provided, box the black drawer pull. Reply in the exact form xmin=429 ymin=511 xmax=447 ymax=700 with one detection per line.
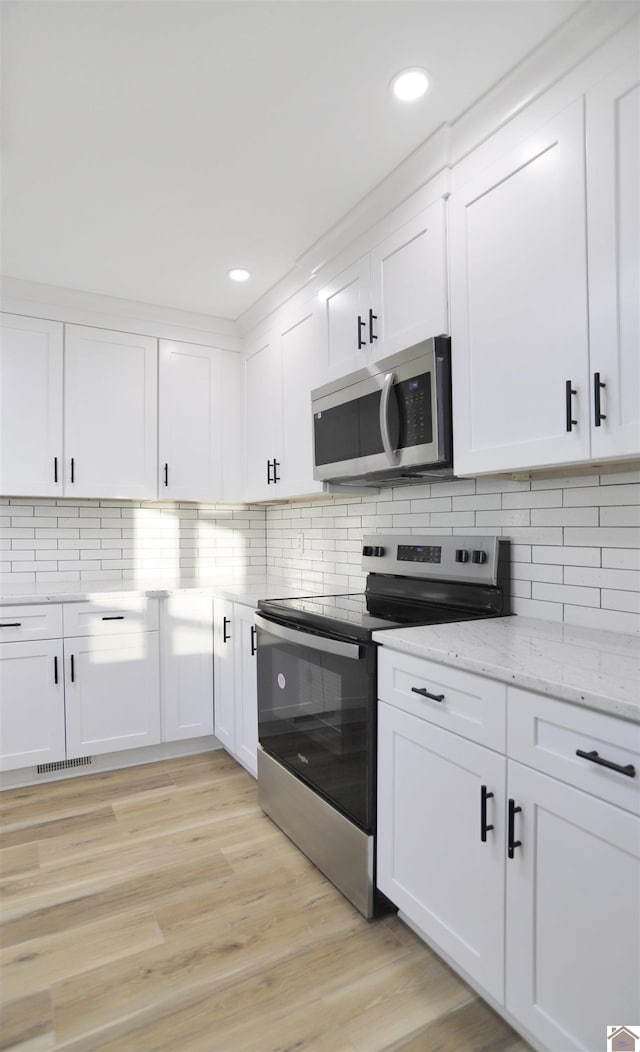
xmin=54 ymin=655 xmax=58 ymax=685
xmin=480 ymin=785 xmax=494 ymax=842
xmin=70 ymin=654 xmax=75 ymax=683
xmin=368 ymin=308 xmax=377 ymax=343
xmin=267 ymin=459 xmax=273 ymax=485
xmin=164 ymin=463 xmax=169 ymax=487
xmin=0 ymin=623 xmax=22 ymax=628
xmin=70 ymin=457 xmax=75 ymax=483
xmin=54 ymin=456 xmax=58 ymax=483
xmin=223 ymin=616 xmax=231 ymax=643
xmin=576 ymin=749 xmax=636 ymax=779
xmin=357 ymin=315 xmax=367 ymax=349
xmin=272 ymin=459 xmax=280 ymax=484
xmin=411 ymin=686 xmax=445 ymax=703
xmin=593 ymin=372 xmax=606 ymax=426
xmin=507 ymin=799 xmax=522 ymax=859
xmin=251 ymin=625 xmax=257 ymax=656
xmin=101 ymin=615 xmax=124 ymax=621
xmin=565 ymin=380 xmax=577 ymax=432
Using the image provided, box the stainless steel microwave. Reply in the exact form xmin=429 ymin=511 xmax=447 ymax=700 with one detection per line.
xmin=311 ymin=336 xmax=454 ymax=488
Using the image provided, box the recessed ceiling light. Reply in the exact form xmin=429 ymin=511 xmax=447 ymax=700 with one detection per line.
xmin=228 ymin=268 xmax=251 ymax=282
xmin=391 ymin=68 xmax=429 ymax=102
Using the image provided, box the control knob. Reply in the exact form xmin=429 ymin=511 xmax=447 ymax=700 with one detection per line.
xmin=472 ymin=550 xmax=487 ymax=564
xmin=373 ymin=546 xmax=385 ymax=557
xmin=455 ymin=549 xmax=470 ymax=563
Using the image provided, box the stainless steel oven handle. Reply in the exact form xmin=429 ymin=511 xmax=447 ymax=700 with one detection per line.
xmin=254 ymin=613 xmax=362 ymax=660
xmin=379 ymin=371 xmax=399 ymax=463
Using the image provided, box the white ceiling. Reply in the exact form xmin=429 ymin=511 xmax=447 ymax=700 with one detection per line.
xmin=1 ymin=0 xmax=586 ymax=322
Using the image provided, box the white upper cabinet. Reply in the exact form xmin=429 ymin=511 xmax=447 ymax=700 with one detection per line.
xmin=317 ymin=255 xmax=372 ymax=377
xmin=159 ymin=340 xmax=242 ymax=502
xmin=369 ymin=201 xmax=448 ymax=357
xmin=64 ymin=325 xmax=157 ymax=499
xmin=244 ymin=303 xmax=324 ymax=502
xmin=450 ymin=101 xmax=591 ymax=475
xmin=318 ymin=201 xmax=449 ymax=381
xmin=244 ymin=331 xmax=283 ymax=501
xmin=0 ymin=314 xmax=63 ymax=497
xmin=586 ymin=59 xmax=640 ymax=460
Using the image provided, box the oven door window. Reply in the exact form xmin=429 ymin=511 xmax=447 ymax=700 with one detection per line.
xmin=256 ymin=623 xmax=376 ymax=832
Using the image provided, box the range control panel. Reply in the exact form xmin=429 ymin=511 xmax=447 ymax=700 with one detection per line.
xmin=361 ymin=534 xmax=506 ymax=586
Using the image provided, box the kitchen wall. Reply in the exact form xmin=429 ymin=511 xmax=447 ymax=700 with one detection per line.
xmin=266 ymin=471 xmax=640 ymax=635
xmin=2 ymin=470 xmax=638 ymax=634
xmin=0 ymin=498 xmax=265 ymax=591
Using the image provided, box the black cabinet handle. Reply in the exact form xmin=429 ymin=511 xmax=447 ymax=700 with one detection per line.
xmin=507 ymin=799 xmax=522 ymax=859
xmin=54 ymin=456 xmax=58 ymax=483
xmin=357 ymin=315 xmax=367 ymax=349
xmin=164 ymin=463 xmax=168 ymax=487
xmin=267 ymin=459 xmax=273 ymax=485
xmin=368 ymin=308 xmax=377 ymax=343
xmin=480 ymin=785 xmax=494 ymax=842
xmin=223 ymin=616 xmax=231 ymax=643
xmin=70 ymin=457 xmax=75 ymax=483
xmin=593 ymin=372 xmax=607 ymax=427
xmin=411 ymin=686 xmax=445 ymax=703
xmin=576 ymin=749 xmax=636 ymax=779
xmin=565 ymin=381 xmax=577 ymax=432
xmin=70 ymin=654 xmax=75 ymax=683
xmin=0 ymin=623 xmax=21 ymax=628
xmin=251 ymin=625 xmax=257 ymax=656
xmin=54 ymin=655 xmax=58 ymax=685
xmin=102 ymin=615 xmax=124 ymax=621
xmin=272 ymin=459 xmax=280 ymax=484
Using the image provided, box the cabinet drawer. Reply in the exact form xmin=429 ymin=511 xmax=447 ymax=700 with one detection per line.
xmin=377 ymin=650 xmax=506 ymax=751
xmin=63 ymin=597 xmax=158 ymax=636
xmin=507 ymin=687 xmax=640 ymax=813
xmin=0 ymin=604 xmax=63 ymax=642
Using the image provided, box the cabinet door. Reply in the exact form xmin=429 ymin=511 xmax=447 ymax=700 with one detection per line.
xmin=233 ymin=603 xmax=258 ymax=778
xmin=161 ymin=596 xmax=213 ymax=742
xmin=587 ymin=59 xmax=640 ymax=460
xmin=279 ymin=307 xmax=324 ymax=499
xmin=369 ymin=202 xmax=448 ymax=356
xmin=506 ymin=760 xmax=640 ymax=1052
xmin=318 ymin=255 xmax=371 ymax=377
xmin=377 ymin=701 xmax=506 ymax=1001
xmin=213 ymin=598 xmax=236 ymax=753
xmin=0 ymin=639 xmax=65 ymax=771
xmin=64 ymin=633 xmax=160 ymax=758
xmin=159 ymin=340 xmax=243 ymax=502
xmin=450 ymin=101 xmax=590 ymax=474
xmin=244 ymin=334 xmax=282 ymax=501
xmin=0 ymin=314 xmax=63 ymax=497
xmin=64 ymin=325 xmax=157 ymax=499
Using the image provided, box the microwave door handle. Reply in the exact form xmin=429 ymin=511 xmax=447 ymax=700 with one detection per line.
xmin=254 ymin=613 xmax=362 ymax=661
xmin=380 ymin=371 xmax=399 ymax=463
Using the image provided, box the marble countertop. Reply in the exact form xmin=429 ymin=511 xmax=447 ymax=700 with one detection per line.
xmin=373 ymin=616 xmax=640 ymax=723
xmin=0 ymin=577 xmax=317 ymax=609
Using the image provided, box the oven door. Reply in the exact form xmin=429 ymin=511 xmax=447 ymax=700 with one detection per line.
xmin=255 ymin=613 xmax=377 ymax=832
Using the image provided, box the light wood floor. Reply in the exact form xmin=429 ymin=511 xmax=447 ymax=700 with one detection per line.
xmin=0 ymin=751 xmax=532 ymax=1052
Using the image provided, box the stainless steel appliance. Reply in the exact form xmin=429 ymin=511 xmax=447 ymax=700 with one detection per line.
xmin=255 ymin=534 xmax=510 ymax=918
xmin=311 ymin=337 xmax=453 ymax=488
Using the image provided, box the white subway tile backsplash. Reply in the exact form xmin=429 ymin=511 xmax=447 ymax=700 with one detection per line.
xmin=2 ymin=474 xmax=638 ymax=632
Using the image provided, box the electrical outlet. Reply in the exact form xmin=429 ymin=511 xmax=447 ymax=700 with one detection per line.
xmin=295 ymin=531 xmax=304 ymax=554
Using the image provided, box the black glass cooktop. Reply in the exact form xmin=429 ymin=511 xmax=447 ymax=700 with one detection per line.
xmin=258 ymin=591 xmax=488 ymax=643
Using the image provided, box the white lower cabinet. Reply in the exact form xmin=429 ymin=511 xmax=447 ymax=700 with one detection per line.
xmin=505 ymin=759 xmax=640 ymax=1052
xmin=0 ymin=638 xmax=66 ymax=771
xmin=213 ymin=598 xmax=258 ymax=777
xmin=64 ymin=632 xmax=160 ymax=758
xmin=377 ymin=648 xmax=640 ymax=1052
xmin=377 ymin=702 xmax=506 ymax=1001
xmin=161 ymin=595 xmax=214 ymax=742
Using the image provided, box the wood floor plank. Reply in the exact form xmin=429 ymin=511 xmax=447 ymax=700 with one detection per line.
xmin=0 ymin=908 xmax=164 ymax=1002
xmin=0 ymin=989 xmax=54 ymax=1052
xmin=0 ymin=752 xmax=531 ymax=1052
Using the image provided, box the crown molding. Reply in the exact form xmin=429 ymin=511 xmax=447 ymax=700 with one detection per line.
xmin=0 ymin=277 xmax=241 ymax=351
